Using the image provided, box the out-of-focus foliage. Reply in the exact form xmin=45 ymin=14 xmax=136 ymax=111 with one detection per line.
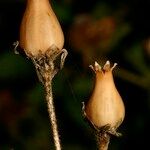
xmin=0 ymin=0 xmax=150 ymax=150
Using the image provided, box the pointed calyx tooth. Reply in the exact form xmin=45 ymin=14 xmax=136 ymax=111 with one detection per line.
xmin=103 ymin=60 xmax=111 ymax=71
xmin=94 ymin=61 xmax=101 ymax=71
xmin=89 ymin=61 xmax=102 ymax=73
xmin=111 ymin=63 xmax=117 ymax=71
xmin=89 ymin=65 xmax=95 ymax=73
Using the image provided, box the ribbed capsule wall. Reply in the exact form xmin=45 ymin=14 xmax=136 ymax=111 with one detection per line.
xmin=85 ymin=61 xmax=125 ymax=128
xmin=19 ymin=0 xmax=64 ymax=57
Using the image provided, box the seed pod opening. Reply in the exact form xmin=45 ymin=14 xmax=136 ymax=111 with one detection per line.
xmin=19 ymin=0 xmax=64 ymax=57
xmin=85 ymin=61 xmax=125 ymax=130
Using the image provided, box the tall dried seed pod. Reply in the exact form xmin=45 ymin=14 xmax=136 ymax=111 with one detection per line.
xmin=19 ymin=0 xmax=64 ymax=57
xmin=85 ymin=61 xmax=125 ymax=134
xmin=17 ymin=1 xmax=68 ymax=150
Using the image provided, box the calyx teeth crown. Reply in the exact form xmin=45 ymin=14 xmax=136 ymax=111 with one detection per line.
xmin=89 ymin=61 xmax=117 ymax=73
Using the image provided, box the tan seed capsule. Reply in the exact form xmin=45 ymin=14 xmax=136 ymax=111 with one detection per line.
xmin=19 ymin=0 xmax=64 ymax=57
xmin=85 ymin=61 xmax=125 ymax=131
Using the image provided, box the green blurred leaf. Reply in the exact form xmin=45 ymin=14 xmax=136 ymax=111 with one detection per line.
xmin=53 ymin=1 xmax=72 ymax=23
xmin=110 ymin=23 xmax=131 ymax=48
xmin=92 ymin=2 xmax=111 ymax=19
xmin=125 ymin=44 xmax=150 ymax=75
xmin=0 ymin=52 xmax=32 ymax=79
xmin=27 ymin=83 xmax=44 ymax=105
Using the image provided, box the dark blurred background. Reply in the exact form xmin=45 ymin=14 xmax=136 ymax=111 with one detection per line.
xmin=0 ymin=0 xmax=150 ymax=149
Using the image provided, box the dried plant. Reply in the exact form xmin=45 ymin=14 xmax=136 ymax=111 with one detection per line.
xmin=14 ymin=0 xmax=68 ymax=149
xmin=83 ymin=61 xmax=125 ymax=150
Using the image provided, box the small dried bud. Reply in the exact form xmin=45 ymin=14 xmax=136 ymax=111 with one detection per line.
xmin=85 ymin=61 xmax=125 ymax=133
xmin=19 ymin=0 xmax=64 ymax=57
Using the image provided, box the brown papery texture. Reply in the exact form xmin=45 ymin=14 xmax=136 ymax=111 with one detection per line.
xmin=20 ymin=0 xmax=64 ymax=57
xmin=85 ymin=61 xmax=125 ymax=128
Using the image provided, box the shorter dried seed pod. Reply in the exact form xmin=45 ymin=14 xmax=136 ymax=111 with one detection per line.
xmin=19 ymin=0 xmax=64 ymax=57
xmin=84 ymin=61 xmax=125 ymax=135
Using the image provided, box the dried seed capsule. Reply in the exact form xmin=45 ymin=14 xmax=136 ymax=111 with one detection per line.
xmin=85 ymin=61 xmax=125 ymax=134
xmin=19 ymin=0 xmax=64 ymax=57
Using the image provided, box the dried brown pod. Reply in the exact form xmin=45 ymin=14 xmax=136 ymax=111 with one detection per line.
xmin=14 ymin=1 xmax=68 ymax=150
xmin=19 ymin=0 xmax=64 ymax=57
xmin=83 ymin=61 xmax=125 ymax=150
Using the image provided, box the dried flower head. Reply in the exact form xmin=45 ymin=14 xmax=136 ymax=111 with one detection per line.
xmin=84 ymin=61 xmax=125 ymax=136
xmin=15 ymin=1 xmax=68 ymax=150
xmin=19 ymin=0 xmax=64 ymax=57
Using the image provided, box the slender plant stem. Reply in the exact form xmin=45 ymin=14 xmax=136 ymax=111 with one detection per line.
xmin=44 ymin=69 xmax=61 ymax=150
xmin=32 ymin=58 xmax=62 ymax=150
xmin=97 ymin=133 xmax=110 ymax=150
xmin=14 ymin=42 xmax=68 ymax=150
xmin=28 ymin=47 xmax=67 ymax=150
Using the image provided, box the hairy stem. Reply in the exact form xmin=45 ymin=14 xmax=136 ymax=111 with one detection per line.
xmin=14 ymin=43 xmax=68 ymax=150
xmin=44 ymin=76 xmax=61 ymax=150
xmin=29 ymin=47 xmax=67 ymax=150
xmin=97 ymin=133 xmax=110 ymax=150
